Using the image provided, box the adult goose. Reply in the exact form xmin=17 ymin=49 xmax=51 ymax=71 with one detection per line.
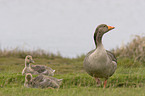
xmin=83 ymin=24 xmax=117 ymax=88
xmin=22 ymin=55 xmax=55 ymax=76
xmin=24 ymin=73 xmax=63 ymax=88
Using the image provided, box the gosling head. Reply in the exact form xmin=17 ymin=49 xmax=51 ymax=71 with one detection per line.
xmin=25 ymin=73 xmax=32 ymax=82
xmin=24 ymin=73 xmax=33 ymax=87
xmin=25 ymin=55 xmax=35 ymax=66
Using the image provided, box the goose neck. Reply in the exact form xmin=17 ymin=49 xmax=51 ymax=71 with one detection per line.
xmin=94 ymin=32 xmax=103 ymax=48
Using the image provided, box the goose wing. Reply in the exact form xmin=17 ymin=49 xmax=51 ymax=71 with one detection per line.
xmin=84 ymin=49 xmax=117 ymax=64
xmin=106 ymin=50 xmax=117 ymax=63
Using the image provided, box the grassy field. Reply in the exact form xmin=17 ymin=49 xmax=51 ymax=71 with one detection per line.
xmin=0 ymin=35 xmax=145 ymax=96
xmin=0 ymin=56 xmax=145 ymax=96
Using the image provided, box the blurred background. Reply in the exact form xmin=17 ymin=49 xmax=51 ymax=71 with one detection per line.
xmin=0 ymin=0 xmax=144 ymax=58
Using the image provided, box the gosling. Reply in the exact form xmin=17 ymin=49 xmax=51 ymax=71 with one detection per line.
xmin=24 ymin=73 xmax=63 ymax=88
xmin=22 ymin=55 xmax=55 ymax=76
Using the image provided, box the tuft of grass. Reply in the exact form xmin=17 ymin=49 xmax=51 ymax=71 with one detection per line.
xmin=113 ymin=35 xmax=145 ymax=63
xmin=117 ymin=57 xmax=144 ymax=67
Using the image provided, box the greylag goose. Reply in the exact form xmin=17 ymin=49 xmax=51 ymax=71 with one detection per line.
xmin=83 ymin=24 xmax=117 ymax=88
xmin=22 ymin=55 xmax=55 ymax=76
xmin=24 ymin=73 xmax=63 ymax=88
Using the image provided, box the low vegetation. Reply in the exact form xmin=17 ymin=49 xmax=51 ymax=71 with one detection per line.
xmin=113 ymin=35 xmax=145 ymax=62
xmin=0 ymin=35 xmax=145 ymax=96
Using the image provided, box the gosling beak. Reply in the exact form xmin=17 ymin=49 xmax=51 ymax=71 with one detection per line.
xmin=53 ymin=70 xmax=55 ymax=73
xmin=107 ymin=26 xmax=115 ymax=30
xmin=59 ymin=79 xmax=63 ymax=81
xmin=31 ymin=60 xmax=35 ymax=63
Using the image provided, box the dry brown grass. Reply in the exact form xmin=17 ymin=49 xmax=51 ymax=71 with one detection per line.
xmin=0 ymin=48 xmax=62 ymax=59
xmin=113 ymin=35 xmax=145 ymax=62
xmin=0 ymin=35 xmax=144 ymax=62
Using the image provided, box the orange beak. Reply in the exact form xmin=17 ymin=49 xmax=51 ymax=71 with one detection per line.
xmin=107 ymin=26 xmax=115 ymax=30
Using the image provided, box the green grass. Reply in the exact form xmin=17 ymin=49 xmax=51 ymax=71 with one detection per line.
xmin=0 ymin=57 xmax=145 ymax=96
xmin=1 ymin=87 xmax=145 ymax=96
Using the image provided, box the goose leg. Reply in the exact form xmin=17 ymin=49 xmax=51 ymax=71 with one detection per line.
xmin=103 ymin=80 xmax=107 ymax=88
xmin=94 ymin=77 xmax=101 ymax=86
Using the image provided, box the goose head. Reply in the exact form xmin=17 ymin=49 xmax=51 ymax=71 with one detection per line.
xmin=25 ymin=55 xmax=35 ymax=67
xmin=94 ymin=24 xmax=115 ymax=47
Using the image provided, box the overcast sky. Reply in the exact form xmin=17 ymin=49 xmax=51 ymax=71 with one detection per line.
xmin=0 ymin=0 xmax=144 ymax=57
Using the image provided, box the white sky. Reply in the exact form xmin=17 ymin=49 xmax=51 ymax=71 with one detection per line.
xmin=0 ymin=0 xmax=144 ymax=57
